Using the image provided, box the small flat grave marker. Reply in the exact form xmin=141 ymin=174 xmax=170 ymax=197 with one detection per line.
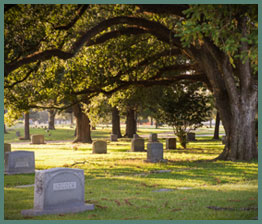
xmin=5 ymin=151 xmax=35 ymax=175
xmin=21 ymin=168 xmax=94 ymax=216
xmin=152 ymin=188 xmax=173 ymax=192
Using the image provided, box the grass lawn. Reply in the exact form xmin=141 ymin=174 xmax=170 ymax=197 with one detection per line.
xmin=4 ymin=126 xmax=257 ymax=220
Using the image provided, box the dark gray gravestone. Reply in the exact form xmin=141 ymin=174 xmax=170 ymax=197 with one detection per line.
xmin=4 ymin=143 xmax=11 ymax=165
xmin=187 ymin=132 xmax=196 ymax=141
xmin=133 ymin=134 xmax=139 ymax=139
xmin=166 ymin=138 xmax=176 ymax=150
xmin=110 ymin=134 xmax=118 ymax=141
xmin=149 ymin=133 xmax=158 ymax=142
xmin=21 ymin=168 xmax=94 ymax=216
xmin=5 ymin=151 xmax=35 ymax=174
xmin=31 ymin=135 xmax=45 ymax=144
xmin=4 ymin=143 xmax=11 ymax=153
xmin=146 ymin=142 xmax=164 ymax=163
xmin=131 ymin=138 xmax=145 ymax=152
xmin=16 ymin=131 xmax=21 ymax=137
xmin=92 ymin=140 xmax=107 ymax=154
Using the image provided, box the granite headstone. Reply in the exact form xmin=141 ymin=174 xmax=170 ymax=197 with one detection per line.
xmin=21 ymin=168 xmax=94 ymax=216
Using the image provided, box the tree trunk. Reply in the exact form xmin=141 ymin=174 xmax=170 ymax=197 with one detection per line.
xmin=48 ymin=109 xmax=56 ymax=130
xmin=213 ymin=111 xmax=220 ymax=140
xmin=216 ymin=100 xmax=257 ymax=161
xmin=155 ymin=120 xmax=159 ymax=129
xmin=24 ymin=112 xmax=30 ymax=140
xmin=124 ymin=108 xmax=136 ymax=138
xmin=112 ymin=107 xmax=122 ymax=138
xmin=193 ymin=41 xmax=258 ymax=161
xmin=72 ymin=104 xmax=92 ymax=143
xmin=70 ymin=112 xmax=74 ymax=128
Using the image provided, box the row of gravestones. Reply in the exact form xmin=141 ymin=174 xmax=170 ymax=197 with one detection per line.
xmin=4 ymin=133 xmax=226 ymax=217
xmin=110 ymin=132 xmax=197 ymax=142
xmin=4 ymin=143 xmax=94 ymax=216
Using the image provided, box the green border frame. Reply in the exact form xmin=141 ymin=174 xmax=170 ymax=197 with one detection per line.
xmin=1 ymin=1 xmax=261 ymax=223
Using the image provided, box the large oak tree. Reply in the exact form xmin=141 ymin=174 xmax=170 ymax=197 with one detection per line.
xmin=4 ymin=4 xmax=257 ymax=160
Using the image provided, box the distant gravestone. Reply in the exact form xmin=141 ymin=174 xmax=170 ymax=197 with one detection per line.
xmin=222 ymin=136 xmax=226 ymax=144
xmin=187 ymin=132 xmax=196 ymax=141
xmin=31 ymin=135 xmax=45 ymax=144
xmin=16 ymin=131 xmax=21 ymax=137
xmin=21 ymin=168 xmax=94 ymax=216
xmin=146 ymin=142 xmax=164 ymax=163
xmin=4 ymin=143 xmax=11 ymax=164
xmin=92 ymin=141 xmax=107 ymax=154
xmin=149 ymin=133 xmax=158 ymax=142
xmin=133 ymin=134 xmax=139 ymax=139
xmin=131 ymin=138 xmax=145 ymax=152
xmin=110 ymin=134 xmax=118 ymax=142
xmin=166 ymin=138 xmax=176 ymax=150
xmin=4 ymin=143 xmax=11 ymax=153
xmin=5 ymin=151 xmax=35 ymax=174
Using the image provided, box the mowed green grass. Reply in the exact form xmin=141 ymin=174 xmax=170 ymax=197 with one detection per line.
xmin=4 ymin=127 xmax=257 ymax=220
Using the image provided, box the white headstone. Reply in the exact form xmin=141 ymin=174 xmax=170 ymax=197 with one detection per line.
xmin=21 ymin=168 xmax=94 ymax=216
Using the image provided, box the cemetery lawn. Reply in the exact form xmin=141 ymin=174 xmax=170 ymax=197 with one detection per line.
xmin=4 ymin=127 xmax=257 ymax=220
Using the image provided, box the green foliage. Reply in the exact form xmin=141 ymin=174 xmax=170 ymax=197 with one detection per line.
xmin=175 ymin=5 xmax=258 ymax=73
xmin=155 ymin=84 xmax=212 ymax=148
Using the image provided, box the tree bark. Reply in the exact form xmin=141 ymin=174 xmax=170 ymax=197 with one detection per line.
xmin=124 ymin=108 xmax=137 ymax=138
xmin=112 ymin=107 xmax=122 ymax=138
xmin=72 ymin=104 xmax=92 ymax=143
xmin=70 ymin=112 xmax=74 ymax=128
xmin=213 ymin=112 xmax=220 ymax=140
xmin=48 ymin=109 xmax=56 ymax=130
xmin=24 ymin=112 xmax=30 ymax=140
xmin=193 ymin=41 xmax=258 ymax=161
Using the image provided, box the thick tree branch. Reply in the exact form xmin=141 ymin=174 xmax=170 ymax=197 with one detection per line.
xmin=137 ymin=4 xmax=188 ymax=17
xmin=5 ymin=50 xmax=74 ymax=77
xmin=238 ymin=16 xmax=252 ymax=94
xmin=5 ymin=16 xmax=180 ymax=76
xmin=55 ymin=5 xmax=89 ymax=30
xmin=86 ymin=27 xmax=148 ymax=46
xmin=4 ymin=62 xmax=40 ymax=89
xmin=114 ymin=48 xmax=182 ymax=80
xmin=101 ymin=74 xmax=207 ymax=97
